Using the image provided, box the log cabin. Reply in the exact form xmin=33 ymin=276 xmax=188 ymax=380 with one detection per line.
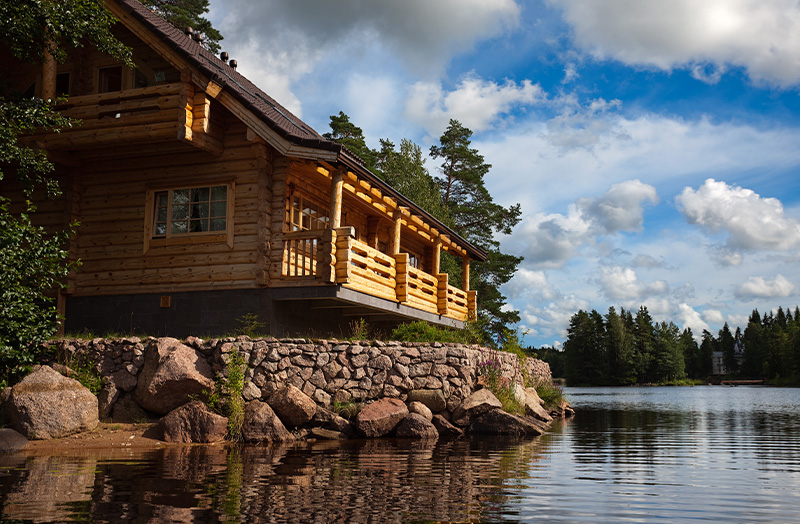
xmin=0 ymin=0 xmax=485 ymax=338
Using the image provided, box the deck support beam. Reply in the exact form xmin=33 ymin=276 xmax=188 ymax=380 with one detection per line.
xmin=329 ymin=169 xmax=344 ymax=229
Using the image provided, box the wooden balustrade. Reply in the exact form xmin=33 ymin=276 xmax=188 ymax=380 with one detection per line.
xmin=283 ymin=227 xmax=476 ymax=321
xmin=282 ymin=229 xmax=325 ymax=278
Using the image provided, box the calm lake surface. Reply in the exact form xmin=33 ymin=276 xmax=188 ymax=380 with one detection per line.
xmin=2 ymin=386 xmax=800 ymax=523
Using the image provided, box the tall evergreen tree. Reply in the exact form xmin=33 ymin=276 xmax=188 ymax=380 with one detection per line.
xmin=680 ymin=328 xmax=701 ymax=379
xmin=605 ymin=306 xmax=636 ymax=385
xmin=139 ymin=0 xmax=223 ymax=53
xmin=742 ymin=309 xmax=764 ymax=377
xmin=323 ymin=111 xmax=378 ymax=171
xmin=633 ymin=306 xmax=656 ymax=382
xmin=429 ymin=120 xmax=522 ymax=340
xmin=719 ymin=323 xmax=737 ymax=375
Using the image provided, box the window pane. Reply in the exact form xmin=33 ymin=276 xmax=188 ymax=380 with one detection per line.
xmin=156 ymin=191 xmax=168 ymax=207
xmin=210 ymin=218 xmax=226 ymax=231
xmin=154 ymin=223 xmax=166 ymax=236
xmin=171 ymin=220 xmax=188 ymax=234
xmin=156 ymin=207 xmax=167 ymax=222
xmin=191 ymin=202 xmax=209 ymax=219
xmin=189 ymin=219 xmax=208 ymax=233
xmin=210 ymin=201 xmax=226 ymax=217
xmin=210 ymin=186 xmax=226 ymax=201
xmin=173 ymin=189 xmax=189 ymax=205
xmin=192 ymin=187 xmax=209 ymax=202
xmin=172 ymin=204 xmax=188 ymax=220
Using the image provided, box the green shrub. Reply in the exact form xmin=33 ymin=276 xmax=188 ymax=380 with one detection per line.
xmin=331 ymin=400 xmax=363 ymax=420
xmin=391 ymin=320 xmax=485 ymax=345
xmin=231 ymin=313 xmax=267 ymax=338
xmin=204 ymin=351 xmax=246 ymax=441
xmin=534 ymin=381 xmax=565 ymax=411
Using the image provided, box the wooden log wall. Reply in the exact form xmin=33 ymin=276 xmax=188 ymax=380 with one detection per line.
xmin=70 ymin=121 xmax=264 ymax=296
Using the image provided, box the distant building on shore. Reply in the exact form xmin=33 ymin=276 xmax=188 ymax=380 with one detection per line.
xmin=711 ymin=338 xmax=744 ymax=375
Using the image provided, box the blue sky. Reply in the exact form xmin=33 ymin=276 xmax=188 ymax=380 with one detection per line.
xmin=208 ymin=0 xmax=800 ymax=347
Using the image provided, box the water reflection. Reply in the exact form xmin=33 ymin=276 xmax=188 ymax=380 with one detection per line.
xmin=4 ymin=387 xmax=800 ymax=523
xmin=0 ymin=437 xmax=553 ymax=523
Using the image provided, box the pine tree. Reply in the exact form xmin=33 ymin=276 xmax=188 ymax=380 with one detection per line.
xmin=719 ymin=323 xmax=737 ymax=375
xmin=741 ymin=309 xmax=764 ymax=377
xmin=430 ymin=120 xmax=522 ymax=339
xmin=323 ymin=111 xmax=378 ymax=171
xmin=139 ymin=0 xmax=223 ymax=53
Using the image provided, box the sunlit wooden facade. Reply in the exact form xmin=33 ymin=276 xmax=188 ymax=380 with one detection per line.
xmin=0 ymin=0 xmax=484 ymax=337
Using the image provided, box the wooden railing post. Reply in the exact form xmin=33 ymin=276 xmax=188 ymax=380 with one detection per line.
xmin=437 ymin=272 xmax=449 ymax=315
xmin=317 ymin=228 xmax=337 ymax=283
xmin=334 ymin=226 xmax=354 ymax=283
xmin=433 ymin=239 xmax=441 ymax=275
xmin=389 ymin=208 xmax=402 ymax=255
xmin=393 ymin=252 xmax=409 ymax=303
xmin=467 ymin=290 xmax=478 ymax=320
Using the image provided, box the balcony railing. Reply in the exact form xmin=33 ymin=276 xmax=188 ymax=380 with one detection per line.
xmin=29 ymin=82 xmax=220 ymax=154
xmin=280 ymin=227 xmax=476 ymax=321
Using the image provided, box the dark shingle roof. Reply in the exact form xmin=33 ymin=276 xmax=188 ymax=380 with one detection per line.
xmin=113 ymin=0 xmax=485 ymax=261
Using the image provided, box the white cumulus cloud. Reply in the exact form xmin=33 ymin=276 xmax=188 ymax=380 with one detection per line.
xmin=677 ymin=303 xmax=710 ymax=334
xmin=735 ymin=274 xmax=795 ymax=298
xmin=577 ymin=179 xmax=658 ymax=233
xmin=598 ymin=266 xmax=669 ymax=300
xmin=406 ymin=75 xmax=544 ymax=135
xmin=676 ymin=178 xmax=800 ymax=251
xmin=550 ymin=0 xmax=800 ymax=87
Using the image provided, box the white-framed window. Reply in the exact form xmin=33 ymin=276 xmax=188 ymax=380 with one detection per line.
xmin=144 ymin=181 xmax=234 ymax=252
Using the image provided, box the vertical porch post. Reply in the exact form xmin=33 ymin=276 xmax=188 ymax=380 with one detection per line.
xmin=329 ymin=168 xmax=344 ymax=229
xmin=389 ymin=208 xmax=402 ymax=255
xmin=433 ymin=239 xmax=442 ymax=275
xmin=462 ymin=256 xmax=470 ymax=291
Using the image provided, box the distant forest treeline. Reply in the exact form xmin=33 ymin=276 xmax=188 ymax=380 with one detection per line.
xmin=534 ymin=306 xmax=800 ymax=386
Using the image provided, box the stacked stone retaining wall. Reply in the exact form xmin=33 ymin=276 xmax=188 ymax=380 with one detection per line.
xmin=46 ymin=337 xmax=551 ymax=413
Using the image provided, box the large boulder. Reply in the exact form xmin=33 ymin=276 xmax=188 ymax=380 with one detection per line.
xmin=513 ymin=384 xmax=553 ymax=423
xmin=0 ymin=428 xmax=28 ymax=453
xmin=160 ymin=400 xmax=228 ymax=443
xmin=395 ymin=413 xmax=439 ymax=440
xmin=451 ymin=388 xmax=502 ymax=426
xmin=469 ymin=408 xmax=546 ymax=436
xmin=432 ymin=414 xmax=464 ymax=438
xmin=406 ymin=389 xmax=447 ymax=413
xmin=5 ymin=366 xmax=98 ymax=439
xmin=241 ymin=400 xmax=294 ymax=443
xmin=134 ymin=338 xmax=214 ymax=415
xmin=408 ymin=401 xmax=433 ymax=421
xmin=269 ymin=385 xmax=317 ymax=428
xmin=355 ymin=398 xmax=409 ymax=438
xmin=312 ymin=406 xmax=354 ymax=436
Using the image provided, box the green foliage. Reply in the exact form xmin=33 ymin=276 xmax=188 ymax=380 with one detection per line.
xmin=205 ymin=352 xmax=246 ymax=441
xmin=429 ymin=120 xmax=522 ymax=340
xmin=348 ymin=318 xmax=369 ymax=341
xmin=232 ymin=313 xmax=267 ymax=338
xmin=390 ymin=320 xmax=485 ymax=345
xmin=564 ymin=306 xmax=691 ymax=386
xmin=476 ymin=346 xmax=524 ymax=416
xmin=0 ymin=201 xmax=78 ymax=387
xmin=138 ymin=0 xmax=223 ymax=53
xmin=331 ymin=400 xmax=363 ymax=420
xmin=323 ymin=111 xmax=378 ymax=169
xmin=65 ymin=356 xmax=104 ymax=395
xmin=0 ymin=98 xmax=76 ymax=197
xmin=0 ymin=0 xmax=131 ymax=68
xmin=534 ymin=381 xmax=564 ymax=411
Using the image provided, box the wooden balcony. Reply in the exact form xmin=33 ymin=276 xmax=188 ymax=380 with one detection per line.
xmin=29 ymin=82 xmax=222 ymax=155
xmin=280 ymin=227 xmax=476 ymax=322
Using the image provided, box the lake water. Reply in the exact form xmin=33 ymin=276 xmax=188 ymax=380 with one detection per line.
xmin=2 ymin=386 xmax=800 ymax=523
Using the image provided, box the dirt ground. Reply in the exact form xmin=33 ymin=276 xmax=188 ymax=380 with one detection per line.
xmin=20 ymin=422 xmax=176 ymax=453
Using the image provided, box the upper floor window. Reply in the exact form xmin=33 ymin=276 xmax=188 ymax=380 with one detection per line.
xmin=99 ymin=66 xmax=122 ymax=93
xmin=290 ymin=195 xmax=329 ymax=231
xmin=145 ymin=182 xmax=234 ymax=252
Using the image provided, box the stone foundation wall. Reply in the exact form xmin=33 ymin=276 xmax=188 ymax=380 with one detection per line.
xmin=46 ymin=336 xmax=551 ymax=413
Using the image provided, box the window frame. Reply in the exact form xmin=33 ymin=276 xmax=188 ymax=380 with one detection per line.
xmin=143 ymin=180 xmax=235 ymax=253
xmin=287 ymin=193 xmax=329 ymax=232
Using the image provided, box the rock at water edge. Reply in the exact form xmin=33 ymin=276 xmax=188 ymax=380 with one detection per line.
xmin=241 ymin=400 xmax=294 ymax=443
xmin=160 ymin=400 xmax=228 ymax=443
xmin=6 ymin=366 xmax=98 ymax=440
xmin=269 ymin=385 xmax=317 ymax=428
xmin=355 ymin=398 xmax=408 ymax=438
xmin=395 ymin=413 xmax=439 ymax=440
